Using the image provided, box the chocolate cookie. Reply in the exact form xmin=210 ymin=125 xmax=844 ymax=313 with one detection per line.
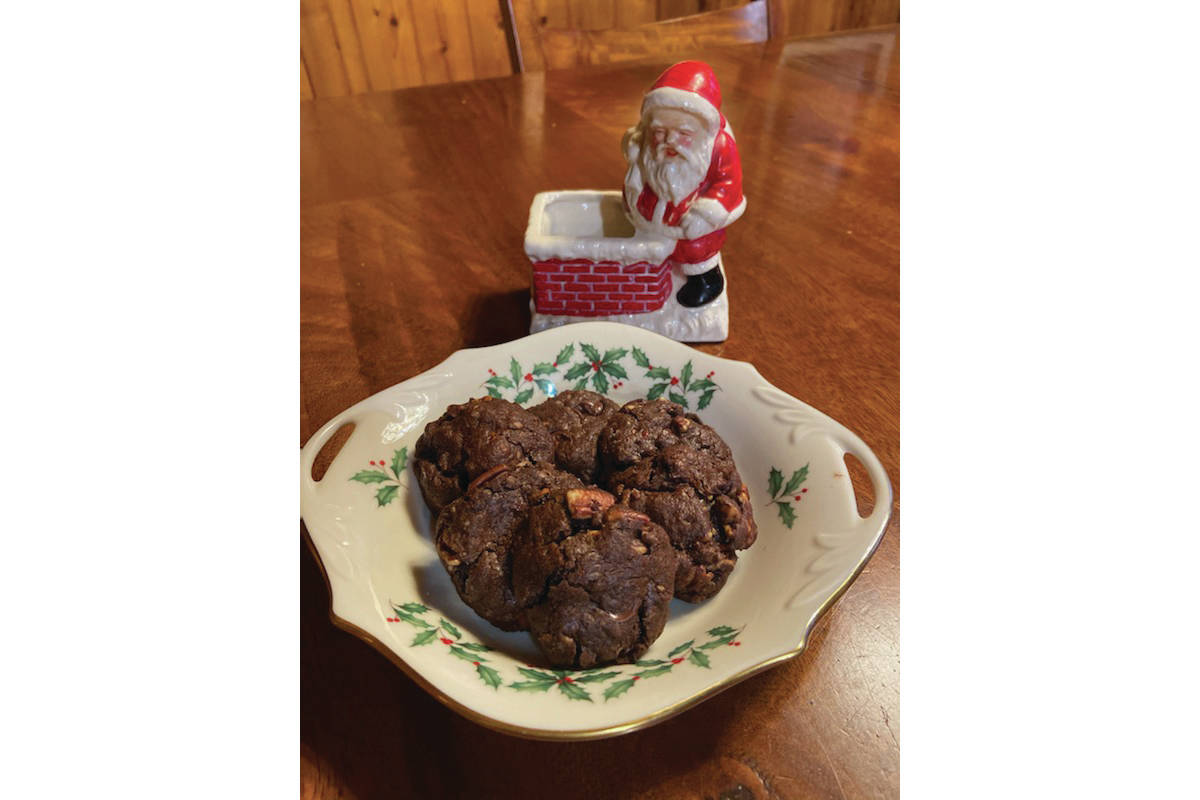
xmin=528 ymin=390 xmax=619 ymax=482
xmin=598 ymin=399 xmax=756 ymax=602
xmin=511 ymin=488 xmax=675 ymax=668
xmin=413 ymin=396 xmax=554 ymax=515
xmin=433 ymin=465 xmax=583 ymax=631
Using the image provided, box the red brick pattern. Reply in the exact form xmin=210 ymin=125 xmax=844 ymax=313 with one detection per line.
xmin=531 ymin=258 xmax=671 ymax=316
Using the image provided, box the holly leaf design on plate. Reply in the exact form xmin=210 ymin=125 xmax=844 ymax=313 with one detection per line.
xmin=485 ymin=375 xmax=514 ymax=389
xmin=375 ymin=485 xmax=399 ymax=506
xmin=390 ymin=447 xmax=408 ymax=479
xmin=396 ymin=602 xmax=429 ymax=614
xmin=564 ymin=361 xmax=591 ymax=380
xmin=486 ymin=386 xmax=502 ymax=399
xmin=510 ymin=680 xmax=555 ymax=692
xmin=600 ymin=361 xmax=627 ymax=379
xmin=768 ymin=467 xmax=784 ymax=499
xmin=572 ymin=671 xmax=620 ymax=684
xmin=646 ymin=366 xmax=671 ymax=380
xmin=700 ymin=633 xmax=738 ymax=650
xmin=592 ymin=371 xmax=608 ymax=393
xmin=439 ymin=619 xmax=462 ymax=640
xmin=558 ymin=681 xmax=592 ymax=702
xmin=782 ymin=465 xmax=810 ymax=495
xmin=454 ymin=641 xmax=491 ymax=652
xmin=572 ymin=377 xmax=589 ymax=392
xmin=514 ymin=388 xmax=534 ymax=405
xmin=776 ymin=501 xmax=797 ymax=529
xmin=668 ymin=640 xmax=694 ymax=658
xmin=604 ymin=679 xmax=637 ymax=700
xmin=668 ymin=391 xmax=688 ymax=408
xmin=680 ymin=361 xmax=693 ymax=391
xmin=631 ymin=347 xmax=650 ymax=368
xmin=448 ymin=645 xmax=483 ymax=663
xmin=601 ymin=348 xmax=627 ymax=364
xmin=635 ymin=659 xmax=668 ymax=667
xmin=532 ymin=362 xmax=555 ymax=376
xmin=393 ymin=610 xmax=432 ymax=628
xmin=534 ymin=378 xmax=556 ymax=396
xmin=476 ymin=663 xmax=502 ymax=689
xmin=411 ymin=629 xmax=438 ymax=646
xmin=647 ymin=383 xmax=668 ymax=401
xmin=556 ymin=344 xmax=575 ymax=364
xmin=581 ymin=343 xmax=601 ymax=363
xmin=688 ymin=650 xmax=711 ymax=669
xmin=634 ymin=664 xmax=673 ymax=679
xmin=698 ymin=389 xmax=715 ymax=410
xmin=707 ymin=626 xmax=737 ymax=637
xmin=509 ymin=357 xmax=522 ymax=388
xmin=689 ymin=379 xmax=716 ymax=392
xmin=350 ymin=470 xmax=390 ymax=484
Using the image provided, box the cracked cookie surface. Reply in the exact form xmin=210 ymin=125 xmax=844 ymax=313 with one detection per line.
xmin=598 ymin=399 xmax=757 ymax=602
xmin=511 ymin=488 xmax=674 ymax=668
xmin=528 ymin=389 xmax=619 ymax=483
xmin=433 ymin=465 xmax=582 ymax=631
xmin=413 ymin=396 xmax=554 ymax=516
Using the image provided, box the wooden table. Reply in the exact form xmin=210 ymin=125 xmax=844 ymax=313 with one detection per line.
xmin=302 ymin=26 xmax=898 ymax=799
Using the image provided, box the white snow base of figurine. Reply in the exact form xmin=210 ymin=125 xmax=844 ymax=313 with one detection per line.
xmin=530 ymin=258 xmax=729 ymax=343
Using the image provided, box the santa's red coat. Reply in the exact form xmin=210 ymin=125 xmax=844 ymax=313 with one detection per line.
xmin=630 ymin=128 xmax=744 ymax=264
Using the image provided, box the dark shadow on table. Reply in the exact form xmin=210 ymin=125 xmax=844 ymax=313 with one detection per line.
xmin=462 ymin=289 xmax=532 ymax=349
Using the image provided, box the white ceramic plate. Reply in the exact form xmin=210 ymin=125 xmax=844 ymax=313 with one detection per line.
xmin=300 ymin=321 xmax=891 ymax=740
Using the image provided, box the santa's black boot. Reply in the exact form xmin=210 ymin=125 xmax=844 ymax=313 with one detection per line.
xmin=676 ymin=266 xmax=725 ymax=308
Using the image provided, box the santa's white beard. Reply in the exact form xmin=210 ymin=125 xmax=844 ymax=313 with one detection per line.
xmin=636 ymin=136 xmax=712 ymax=206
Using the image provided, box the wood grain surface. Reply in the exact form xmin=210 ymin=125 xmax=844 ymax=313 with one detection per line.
xmin=302 ymin=26 xmax=898 ymax=799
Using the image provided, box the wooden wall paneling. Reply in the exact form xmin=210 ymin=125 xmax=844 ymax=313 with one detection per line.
xmin=410 ymin=0 xmax=478 ymax=85
xmin=350 ymin=0 xmax=425 ymax=91
xmin=614 ymin=0 xmax=657 ymax=28
xmin=570 ymin=0 xmax=615 ymax=30
xmin=465 ymin=0 xmax=517 ymax=78
xmin=300 ymin=0 xmax=371 ymax=97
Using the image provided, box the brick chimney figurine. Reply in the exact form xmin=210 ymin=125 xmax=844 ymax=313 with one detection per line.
xmin=525 ymin=61 xmax=744 ymax=343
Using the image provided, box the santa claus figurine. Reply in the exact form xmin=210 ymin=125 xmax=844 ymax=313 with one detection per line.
xmin=622 ymin=61 xmax=746 ymax=308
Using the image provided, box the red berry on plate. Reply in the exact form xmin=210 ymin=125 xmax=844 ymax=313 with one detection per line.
xmin=473 ymin=661 xmax=480 ymax=666
xmin=524 ymin=373 xmax=532 ymax=382
xmin=802 ymin=488 xmax=808 ymax=493
xmin=591 ymin=361 xmax=600 ymax=371
xmin=670 ymin=377 xmax=679 ymax=385
xmin=632 ymin=676 xmax=640 ymax=681
xmin=671 ymin=657 xmax=684 ymax=664
xmin=440 ymin=637 xmax=453 ymax=645
xmin=734 ymin=642 xmax=741 ymax=646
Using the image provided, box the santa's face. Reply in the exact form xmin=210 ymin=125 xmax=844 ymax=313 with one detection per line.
xmin=647 ymin=108 xmax=704 ymax=160
xmin=633 ymin=108 xmax=713 ymax=206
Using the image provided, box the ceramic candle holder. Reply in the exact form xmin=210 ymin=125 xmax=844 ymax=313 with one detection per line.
xmin=526 ymin=61 xmax=745 ymax=344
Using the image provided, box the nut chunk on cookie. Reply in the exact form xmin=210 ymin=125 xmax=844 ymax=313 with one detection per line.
xmin=413 ymin=396 xmax=554 ymax=515
xmin=528 ymin=390 xmax=619 ymax=483
xmin=434 ymin=466 xmax=582 ymax=631
xmin=598 ymin=399 xmax=756 ymax=602
xmin=512 ymin=488 xmax=675 ymax=669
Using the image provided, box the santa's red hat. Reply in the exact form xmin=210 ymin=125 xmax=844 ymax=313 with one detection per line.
xmin=640 ymin=61 xmax=724 ymax=135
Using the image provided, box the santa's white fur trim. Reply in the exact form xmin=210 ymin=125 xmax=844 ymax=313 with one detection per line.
xmin=677 ymin=253 xmax=721 ymax=276
xmin=641 ymin=87 xmax=721 ymax=133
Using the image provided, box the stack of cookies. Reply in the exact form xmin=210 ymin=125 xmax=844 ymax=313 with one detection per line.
xmin=413 ymin=391 xmax=756 ymax=669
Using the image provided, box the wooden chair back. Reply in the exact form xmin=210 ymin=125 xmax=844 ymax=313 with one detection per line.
xmin=507 ymin=0 xmax=787 ymax=72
